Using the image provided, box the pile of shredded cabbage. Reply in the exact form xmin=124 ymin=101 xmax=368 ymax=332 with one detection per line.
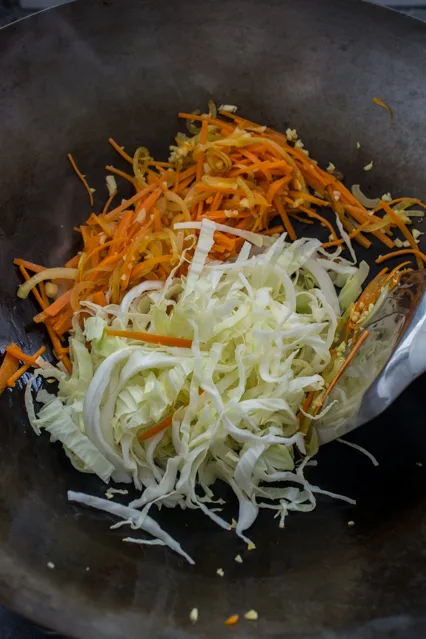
xmin=27 ymin=220 xmax=369 ymax=563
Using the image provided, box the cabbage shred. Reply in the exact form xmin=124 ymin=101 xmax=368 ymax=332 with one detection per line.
xmin=28 ymin=221 xmax=366 ymax=562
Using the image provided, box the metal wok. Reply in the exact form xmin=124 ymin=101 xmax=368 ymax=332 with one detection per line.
xmin=1 ymin=0 xmax=426 ymax=637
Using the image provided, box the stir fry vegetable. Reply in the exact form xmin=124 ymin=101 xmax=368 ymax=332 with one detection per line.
xmin=9 ymin=105 xmax=424 ymax=388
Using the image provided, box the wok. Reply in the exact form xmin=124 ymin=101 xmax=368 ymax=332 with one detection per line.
xmin=1 ymin=0 xmax=426 ymax=637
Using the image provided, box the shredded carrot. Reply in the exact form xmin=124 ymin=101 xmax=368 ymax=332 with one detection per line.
xmin=59 ymin=353 xmax=73 ymax=374
xmin=92 ymin=291 xmax=107 ymax=306
xmin=0 ymin=349 xmax=20 ymax=395
xmin=139 ymin=412 xmax=175 ymax=442
xmin=373 ymin=97 xmax=394 ymax=127
xmin=106 ymin=329 xmax=192 ymax=348
xmin=68 ymin=153 xmax=94 ymax=207
xmin=384 ymin=261 xmax=411 ymax=285
xmin=14 ymin=107 xmax=425 ymax=381
xmin=105 ymin=165 xmax=137 ymax=188
xmin=224 ymin=615 xmax=239 ymax=626
xmin=315 ymin=331 xmax=370 ymax=413
xmin=381 ymin=201 xmax=423 ymax=269
xmin=32 ymin=290 xmax=72 ymax=323
xmin=108 ymin=138 xmax=133 ymax=164
xmin=7 ymin=345 xmax=46 ymax=388
xmin=273 ymin=197 xmax=297 ymax=241
xmin=102 ymin=191 xmax=117 ymax=217
xmin=376 ymin=248 xmax=426 ymax=264
xmin=5 ymin=344 xmax=45 ymax=365
xmin=13 ymin=258 xmax=46 ymax=273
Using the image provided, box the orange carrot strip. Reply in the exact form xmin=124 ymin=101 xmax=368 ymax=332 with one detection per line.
xmin=0 ymin=350 xmax=20 ymax=395
xmin=7 ymin=345 xmax=46 ymax=387
xmin=13 ymin=258 xmax=46 ymax=273
xmin=376 ymin=248 xmax=426 ymax=264
xmin=5 ymin=344 xmax=45 ymax=366
xmin=224 ymin=615 xmax=239 ymax=626
xmin=105 ymin=165 xmax=137 ymax=188
xmin=138 ymin=412 xmax=175 ymax=442
xmin=80 ymin=240 xmax=114 ymax=272
xmin=135 ymin=186 xmax=162 ymax=216
xmin=381 ymin=201 xmax=423 ymax=269
xmin=65 ymin=255 xmax=80 ymax=268
xmin=51 ymin=308 xmax=74 ymax=336
xmin=153 ymin=206 xmax=162 ymax=233
xmin=102 ymin=190 xmax=117 ymax=217
xmin=92 ymin=291 xmax=107 ymax=306
xmin=373 ymin=97 xmax=394 ymax=126
xmin=32 ymin=290 xmax=72 ymax=323
xmin=299 ymin=390 xmax=315 ymax=424
xmin=263 ymin=225 xmax=284 ymax=235
xmin=384 ymin=261 xmax=411 ymax=285
xmin=39 ymin=282 xmax=49 ymax=308
xmin=68 ymin=153 xmax=94 ymax=207
xmin=130 ymin=255 xmax=174 ymax=280
xmin=288 ymin=191 xmax=329 ymax=207
xmin=59 ymin=353 xmax=73 ymax=374
xmin=106 ymin=329 xmax=192 ymax=348
xmin=296 ymin=205 xmax=338 ymax=241
xmin=273 ymin=196 xmax=297 ymax=241
xmin=321 ymin=221 xmax=371 ymax=248
xmin=108 ymin=138 xmax=134 ymax=164
xmin=104 ymin=183 xmax=155 ymax=220
xmin=267 ymin=176 xmax=291 ymax=203
xmin=315 ymin=331 xmax=370 ymax=412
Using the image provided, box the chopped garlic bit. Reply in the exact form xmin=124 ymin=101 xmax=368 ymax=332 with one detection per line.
xmin=45 ymin=282 xmax=58 ymax=299
xmin=394 ymin=238 xmax=410 ymax=249
xmin=106 ymin=175 xmax=117 ymax=196
xmin=239 ymin=198 xmax=250 ymax=209
xmin=216 ymin=568 xmax=225 ymax=577
xmin=347 ymin=520 xmax=355 ymax=527
xmin=189 ymin=608 xmax=199 ymax=623
xmin=244 ymin=609 xmax=259 ymax=621
xmin=413 ymin=229 xmax=424 ymax=243
xmin=247 ymin=541 xmax=256 ymax=551
xmin=224 ymin=209 xmax=239 ymax=218
xmin=295 ymin=139 xmax=304 ymax=149
xmin=332 ymin=191 xmax=341 ymax=201
xmin=231 ymin=518 xmax=237 ymax=529
xmin=136 ymin=207 xmax=146 ymax=224
xmin=219 ymin=104 xmax=238 ymax=113
xmin=381 ymin=192 xmax=392 ymax=202
xmin=292 ymin=198 xmax=304 ymax=208
xmin=47 ymin=561 xmax=55 ymax=569
xmin=326 ymin=162 xmax=336 ymax=173
xmin=356 ymin=142 xmax=361 ymax=150
xmin=286 ymin=128 xmax=297 ymax=142
xmin=235 ymin=554 xmax=243 ymax=563
xmin=363 ymin=161 xmax=374 ymax=172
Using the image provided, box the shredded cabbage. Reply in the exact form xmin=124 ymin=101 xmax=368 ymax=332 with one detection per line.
xmin=27 ymin=221 xmax=364 ymax=561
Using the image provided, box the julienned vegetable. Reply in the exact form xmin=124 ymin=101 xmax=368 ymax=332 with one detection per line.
xmin=23 ymin=220 xmax=389 ymax=563
xmin=11 ymin=105 xmax=424 ymax=388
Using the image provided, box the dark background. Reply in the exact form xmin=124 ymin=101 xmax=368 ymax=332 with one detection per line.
xmin=0 ymin=0 xmax=425 ymax=637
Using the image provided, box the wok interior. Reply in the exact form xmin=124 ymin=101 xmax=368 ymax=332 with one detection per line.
xmin=1 ymin=0 xmax=426 ymax=637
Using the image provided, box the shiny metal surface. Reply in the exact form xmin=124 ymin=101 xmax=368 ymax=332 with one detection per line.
xmin=1 ymin=1 xmax=426 ymax=638
xmin=319 ymin=273 xmax=426 ymax=443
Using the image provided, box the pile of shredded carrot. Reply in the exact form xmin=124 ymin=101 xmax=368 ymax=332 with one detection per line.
xmin=5 ymin=103 xmax=425 ymax=389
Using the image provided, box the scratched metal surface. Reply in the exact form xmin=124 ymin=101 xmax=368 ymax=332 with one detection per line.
xmin=1 ymin=1 xmax=426 ymax=638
